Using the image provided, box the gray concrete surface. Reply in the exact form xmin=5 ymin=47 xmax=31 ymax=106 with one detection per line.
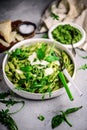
xmin=0 ymin=0 xmax=87 ymax=130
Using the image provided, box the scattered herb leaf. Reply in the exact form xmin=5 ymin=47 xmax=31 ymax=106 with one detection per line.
xmin=0 ymin=109 xmax=18 ymax=130
xmin=61 ymin=111 xmax=72 ymax=127
xmin=65 ymin=106 xmax=83 ymax=115
xmin=51 ymin=12 xmax=59 ymax=20
xmin=0 ymin=91 xmax=25 ymax=130
xmin=38 ymin=115 xmax=45 ymax=121
xmin=51 ymin=106 xmax=82 ymax=129
xmin=78 ymin=64 xmax=87 ymax=70
xmin=42 ymin=33 xmax=48 ymax=38
xmin=80 ymin=56 xmax=87 ymax=59
xmin=0 ymin=91 xmax=10 ymax=99
xmin=0 ymin=98 xmax=24 ymax=107
xmin=52 ymin=114 xmax=63 ymax=128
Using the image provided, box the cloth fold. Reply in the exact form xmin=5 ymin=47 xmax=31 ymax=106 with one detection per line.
xmin=39 ymin=0 xmax=87 ymax=50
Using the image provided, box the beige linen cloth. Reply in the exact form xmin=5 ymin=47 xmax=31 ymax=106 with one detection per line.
xmin=39 ymin=0 xmax=87 ymax=50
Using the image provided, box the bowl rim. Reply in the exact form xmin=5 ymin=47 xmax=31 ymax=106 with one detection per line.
xmin=48 ymin=22 xmax=86 ymax=49
xmin=2 ymin=38 xmax=76 ymax=99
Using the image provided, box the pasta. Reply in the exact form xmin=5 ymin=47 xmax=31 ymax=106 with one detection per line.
xmin=5 ymin=42 xmax=74 ymax=94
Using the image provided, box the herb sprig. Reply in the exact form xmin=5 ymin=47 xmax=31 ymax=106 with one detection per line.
xmin=38 ymin=115 xmax=45 ymax=121
xmin=0 ymin=91 xmax=10 ymax=99
xmin=0 ymin=91 xmax=25 ymax=130
xmin=51 ymin=12 xmax=59 ymax=20
xmin=0 ymin=109 xmax=18 ymax=130
xmin=52 ymin=106 xmax=82 ymax=129
xmin=78 ymin=64 xmax=87 ymax=70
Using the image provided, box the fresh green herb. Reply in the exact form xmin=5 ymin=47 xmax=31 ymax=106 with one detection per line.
xmin=0 ymin=91 xmax=25 ymax=130
xmin=10 ymin=48 xmax=28 ymax=60
xmin=42 ymin=33 xmax=48 ymax=38
xmin=46 ymin=55 xmax=59 ymax=62
xmin=38 ymin=115 xmax=45 ymax=121
xmin=20 ymin=65 xmax=32 ymax=72
xmin=0 ymin=91 xmax=10 ymax=99
xmin=0 ymin=98 xmax=24 ymax=107
xmin=51 ymin=106 xmax=82 ymax=129
xmin=36 ymin=44 xmax=46 ymax=60
xmin=51 ymin=12 xmax=59 ymax=20
xmin=0 ymin=109 xmax=18 ymax=130
xmin=61 ymin=111 xmax=72 ymax=127
xmin=52 ymin=114 xmax=63 ymax=128
xmin=78 ymin=64 xmax=87 ymax=70
xmin=80 ymin=56 xmax=87 ymax=59
xmin=58 ymin=71 xmax=74 ymax=101
xmin=65 ymin=106 xmax=83 ymax=115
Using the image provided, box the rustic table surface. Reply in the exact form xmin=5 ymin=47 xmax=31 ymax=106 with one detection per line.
xmin=0 ymin=0 xmax=87 ymax=130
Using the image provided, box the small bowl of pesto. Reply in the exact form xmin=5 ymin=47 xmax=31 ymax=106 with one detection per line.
xmin=2 ymin=38 xmax=76 ymax=100
xmin=48 ymin=22 xmax=86 ymax=49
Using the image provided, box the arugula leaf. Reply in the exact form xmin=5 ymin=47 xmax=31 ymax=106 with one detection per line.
xmin=0 ymin=91 xmax=10 ymax=99
xmin=78 ymin=64 xmax=87 ymax=70
xmin=51 ymin=12 xmax=59 ymax=20
xmin=0 ymin=109 xmax=18 ymax=130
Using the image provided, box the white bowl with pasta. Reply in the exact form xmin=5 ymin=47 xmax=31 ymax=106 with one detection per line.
xmin=2 ymin=38 xmax=76 ymax=100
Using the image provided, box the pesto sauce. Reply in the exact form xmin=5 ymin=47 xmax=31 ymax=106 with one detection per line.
xmin=52 ymin=24 xmax=82 ymax=44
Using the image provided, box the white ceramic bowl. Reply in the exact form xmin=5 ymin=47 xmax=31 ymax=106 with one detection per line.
xmin=48 ymin=22 xmax=86 ymax=49
xmin=2 ymin=38 xmax=76 ymax=100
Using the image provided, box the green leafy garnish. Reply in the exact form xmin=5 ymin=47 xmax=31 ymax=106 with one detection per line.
xmin=42 ymin=33 xmax=48 ymax=38
xmin=52 ymin=106 xmax=83 ymax=129
xmin=10 ymin=48 xmax=28 ymax=60
xmin=38 ymin=115 xmax=45 ymax=121
xmin=61 ymin=111 xmax=72 ymax=127
xmin=46 ymin=55 xmax=59 ymax=62
xmin=80 ymin=56 xmax=87 ymax=59
xmin=36 ymin=44 xmax=46 ymax=60
xmin=0 ymin=98 xmax=24 ymax=107
xmin=0 ymin=109 xmax=18 ymax=130
xmin=20 ymin=65 xmax=32 ymax=72
xmin=0 ymin=91 xmax=10 ymax=99
xmin=65 ymin=106 xmax=83 ymax=115
xmin=52 ymin=114 xmax=63 ymax=128
xmin=0 ymin=91 xmax=25 ymax=130
xmin=51 ymin=12 xmax=59 ymax=20
xmin=78 ymin=64 xmax=87 ymax=70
